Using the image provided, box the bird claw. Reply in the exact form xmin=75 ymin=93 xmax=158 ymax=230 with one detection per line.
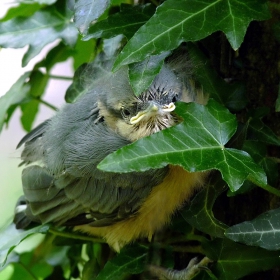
xmin=148 ymin=256 xmax=212 ymax=280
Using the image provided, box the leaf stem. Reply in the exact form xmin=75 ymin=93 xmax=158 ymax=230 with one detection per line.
xmin=258 ymin=183 xmax=280 ymax=197
xmin=164 ymin=234 xmax=209 ymax=245
xmin=145 ymin=240 xmax=205 ymax=254
xmin=172 ymin=245 xmax=204 ymax=254
xmin=37 ymin=98 xmax=58 ymax=111
xmin=49 ymin=228 xmax=105 ymax=243
xmin=47 ymin=74 xmax=73 ymax=81
xmin=267 ymin=156 xmax=280 ymax=163
xmin=186 ymin=233 xmax=209 ymax=243
xmin=149 ymin=0 xmax=160 ymax=6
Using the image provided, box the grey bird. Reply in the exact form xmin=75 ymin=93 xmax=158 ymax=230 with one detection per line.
xmin=14 ymin=54 xmax=207 ymax=252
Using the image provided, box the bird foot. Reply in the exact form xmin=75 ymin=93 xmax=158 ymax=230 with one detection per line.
xmin=148 ymin=256 xmax=212 ymax=280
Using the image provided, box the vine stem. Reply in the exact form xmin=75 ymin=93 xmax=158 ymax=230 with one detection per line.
xmin=37 ymin=98 xmax=58 ymax=111
xmin=258 ymin=183 xmax=280 ymax=197
xmin=47 ymin=74 xmax=73 ymax=81
xmin=49 ymin=228 xmax=105 ymax=243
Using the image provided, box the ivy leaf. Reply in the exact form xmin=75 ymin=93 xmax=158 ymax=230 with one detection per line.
xmin=95 ymin=245 xmax=148 ymax=280
xmin=0 ymin=72 xmax=31 ymax=132
xmin=21 ymin=70 xmax=49 ymax=131
xmin=65 ymin=64 xmax=89 ymax=103
xmin=66 ymin=42 xmax=121 ymax=102
xmin=0 ymin=3 xmax=41 ymax=22
xmin=31 ymin=0 xmax=57 ymax=4
xmin=74 ymin=0 xmax=111 ymax=34
xmin=275 ymin=83 xmax=280 ymax=112
xmin=113 ymin=0 xmax=270 ymax=70
xmin=128 ymin=52 xmax=170 ymax=96
xmin=0 ymin=224 xmax=49 ymax=267
xmin=20 ymin=100 xmax=40 ymax=132
xmin=0 ymin=7 xmax=78 ymax=66
xmin=72 ymin=36 xmax=97 ymax=70
xmin=85 ymin=4 xmax=155 ymax=40
xmin=36 ymin=42 xmax=75 ymax=72
xmin=243 ymin=141 xmax=278 ymax=186
xmin=82 ymin=258 xmax=100 ymax=279
xmin=181 ymin=177 xmax=228 ymax=238
xmin=17 ymin=252 xmax=53 ymax=279
xmin=248 ymin=119 xmax=280 ymax=146
xmin=188 ymin=44 xmax=247 ymax=111
xmin=225 ymin=208 xmax=280 ymax=250
xmin=203 ymin=238 xmax=280 ymax=280
xmin=99 ymin=100 xmax=267 ymax=192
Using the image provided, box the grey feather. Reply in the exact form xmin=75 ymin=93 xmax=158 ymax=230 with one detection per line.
xmin=14 ymin=53 xmax=199 ymax=229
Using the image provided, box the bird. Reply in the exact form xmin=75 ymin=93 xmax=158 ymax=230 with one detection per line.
xmin=13 ymin=53 xmax=208 ymax=253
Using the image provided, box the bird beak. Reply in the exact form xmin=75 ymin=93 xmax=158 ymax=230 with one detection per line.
xmin=130 ymin=102 xmax=176 ymax=124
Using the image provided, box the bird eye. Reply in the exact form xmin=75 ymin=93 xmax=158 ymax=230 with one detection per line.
xmin=121 ymin=107 xmax=131 ymax=118
xmin=172 ymin=95 xmax=178 ymax=103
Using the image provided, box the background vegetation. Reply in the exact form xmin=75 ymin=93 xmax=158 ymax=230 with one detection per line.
xmin=0 ymin=0 xmax=280 ymax=279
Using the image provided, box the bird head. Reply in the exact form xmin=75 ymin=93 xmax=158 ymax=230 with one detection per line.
xmin=96 ymin=64 xmax=186 ymax=142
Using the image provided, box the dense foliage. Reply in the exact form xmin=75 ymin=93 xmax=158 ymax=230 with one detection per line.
xmin=0 ymin=0 xmax=280 ymax=279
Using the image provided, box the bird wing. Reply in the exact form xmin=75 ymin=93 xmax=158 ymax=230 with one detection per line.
xmin=17 ymin=120 xmax=50 ymax=149
xmin=16 ymin=96 xmax=168 ymax=228
xmin=20 ymin=164 xmax=168 ymax=227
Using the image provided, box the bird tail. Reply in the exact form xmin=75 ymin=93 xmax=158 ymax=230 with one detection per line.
xmin=13 ymin=196 xmax=37 ymax=229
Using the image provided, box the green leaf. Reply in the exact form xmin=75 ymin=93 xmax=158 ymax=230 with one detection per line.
xmin=29 ymin=70 xmax=49 ymax=98
xmin=7 ymin=263 xmax=36 ymax=280
xmin=248 ymin=119 xmax=280 ymax=146
xmin=74 ymin=0 xmax=111 ymax=34
xmin=181 ymin=177 xmax=228 ymax=238
xmin=129 ymin=52 xmax=170 ymax=95
xmin=0 ymin=3 xmax=41 ymax=22
xmin=36 ymin=42 xmax=75 ymax=72
xmin=273 ymin=22 xmax=280 ymax=43
xmin=28 ymin=0 xmax=57 ymax=4
xmin=228 ymin=140 xmax=278 ymax=196
xmin=66 ymin=48 xmax=120 ymax=102
xmin=242 ymin=140 xmax=267 ymax=163
xmin=65 ymin=64 xmax=88 ymax=103
xmin=19 ymin=70 xmax=49 ymax=131
xmin=113 ymin=0 xmax=270 ymax=70
xmin=187 ymin=44 xmax=247 ymax=111
xmin=20 ymin=251 xmax=53 ymax=279
xmin=82 ymin=259 xmax=100 ymax=279
xmin=20 ymin=100 xmax=40 ymax=132
xmin=225 ymin=208 xmax=280 ymax=250
xmin=7 ymin=251 xmax=54 ymax=280
xmin=0 ymin=72 xmax=31 ymax=132
xmin=72 ymin=36 xmax=97 ymax=70
xmin=0 ymin=7 xmax=78 ymax=66
xmin=203 ymin=238 xmax=280 ymax=280
xmin=242 ymin=141 xmax=278 ymax=186
xmin=275 ymin=82 xmax=280 ymax=112
xmin=85 ymin=4 xmax=155 ymax=40
xmin=96 ymin=245 xmax=148 ymax=280
xmin=0 ymin=224 xmax=49 ymax=267
xmin=99 ymin=100 xmax=267 ymax=191
xmin=42 ymin=0 xmax=57 ymax=3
